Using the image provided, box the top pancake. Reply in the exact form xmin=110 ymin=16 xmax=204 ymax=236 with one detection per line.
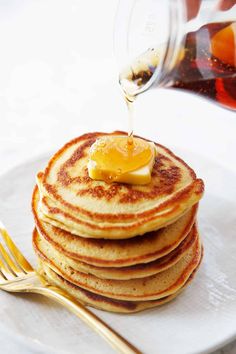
xmin=37 ymin=131 xmax=204 ymax=239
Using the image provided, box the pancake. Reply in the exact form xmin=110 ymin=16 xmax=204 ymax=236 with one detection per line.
xmin=32 ymin=187 xmax=197 ymax=267
xmin=38 ymin=262 xmax=182 ymax=313
xmin=36 ymin=131 xmax=204 ymax=239
xmin=33 ymin=224 xmax=198 ymax=280
xmin=34 ymin=227 xmax=202 ymax=301
xmin=38 ymin=260 xmax=201 ymax=313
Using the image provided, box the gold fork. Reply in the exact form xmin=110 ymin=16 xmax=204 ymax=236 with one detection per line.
xmin=0 ymin=221 xmax=141 ymax=354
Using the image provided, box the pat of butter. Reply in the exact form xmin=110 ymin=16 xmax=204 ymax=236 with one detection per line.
xmin=88 ymin=142 xmax=157 ymax=185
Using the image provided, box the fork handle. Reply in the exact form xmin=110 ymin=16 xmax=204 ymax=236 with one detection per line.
xmin=33 ymin=285 xmax=141 ymax=354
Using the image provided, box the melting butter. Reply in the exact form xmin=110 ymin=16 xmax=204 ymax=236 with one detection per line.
xmin=88 ymin=136 xmax=156 ymax=185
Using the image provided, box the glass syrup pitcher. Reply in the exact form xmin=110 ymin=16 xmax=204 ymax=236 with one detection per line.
xmin=114 ymin=0 xmax=236 ymax=111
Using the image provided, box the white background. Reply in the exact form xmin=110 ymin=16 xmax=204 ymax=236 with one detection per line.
xmin=0 ymin=1 xmax=236 ymax=353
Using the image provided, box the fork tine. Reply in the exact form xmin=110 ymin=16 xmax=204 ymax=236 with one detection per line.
xmin=0 ymin=222 xmax=34 ymax=273
xmin=0 ymin=270 xmax=6 ymax=280
xmin=0 ymin=257 xmax=14 ymax=280
xmin=0 ymin=243 xmax=23 ymax=276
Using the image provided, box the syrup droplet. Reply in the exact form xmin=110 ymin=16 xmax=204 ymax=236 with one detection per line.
xmin=127 ymin=132 xmax=134 ymax=147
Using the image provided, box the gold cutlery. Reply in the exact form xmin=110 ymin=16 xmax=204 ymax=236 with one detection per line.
xmin=0 ymin=221 xmax=141 ymax=354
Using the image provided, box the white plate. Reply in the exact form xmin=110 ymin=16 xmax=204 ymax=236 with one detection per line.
xmin=0 ymin=149 xmax=236 ymax=354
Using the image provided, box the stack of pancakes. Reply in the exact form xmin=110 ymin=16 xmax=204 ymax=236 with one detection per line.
xmin=32 ymin=132 xmax=204 ymax=313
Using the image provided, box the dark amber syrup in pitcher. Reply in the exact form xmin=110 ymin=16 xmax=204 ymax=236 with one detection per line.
xmin=171 ymin=22 xmax=236 ymax=110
